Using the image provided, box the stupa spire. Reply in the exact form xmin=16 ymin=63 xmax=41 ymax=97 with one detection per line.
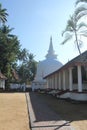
xmin=49 ymin=36 xmax=54 ymax=54
xmin=46 ymin=36 xmax=57 ymax=59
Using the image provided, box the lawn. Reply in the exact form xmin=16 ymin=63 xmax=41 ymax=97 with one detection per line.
xmin=37 ymin=92 xmax=87 ymax=130
xmin=0 ymin=93 xmax=30 ymax=130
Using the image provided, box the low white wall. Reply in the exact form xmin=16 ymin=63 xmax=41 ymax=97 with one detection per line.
xmin=26 ymin=85 xmax=31 ymax=88
xmin=10 ymin=83 xmax=26 ymax=91
xmin=70 ymin=93 xmax=87 ymax=101
xmin=60 ymin=92 xmax=70 ymax=99
xmin=10 ymin=83 xmax=20 ymax=89
xmin=60 ymin=92 xmax=87 ymax=101
xmin=0 ymin=80 xmax=5 ymax=89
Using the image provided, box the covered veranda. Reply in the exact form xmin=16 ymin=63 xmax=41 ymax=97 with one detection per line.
xmin=44 ymin=51 xmax=87 ymax=101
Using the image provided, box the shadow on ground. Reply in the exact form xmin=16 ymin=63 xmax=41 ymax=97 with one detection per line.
xmin=29 ymin=92 xmax=87 ymax=122
xmin=29 ymin=92 xmax=62 ymax=122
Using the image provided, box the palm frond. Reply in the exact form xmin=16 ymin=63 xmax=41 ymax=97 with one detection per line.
xmin=78 ymin=40 xmax=83 ymax=48
xmin=0 ymin=4 xmax=8 ymax=24
xmin=81 ymin=33 xmax=87 ymax=37
xmin=62 ymin=16 xmax=75 ymax=36
xmin=62 ymin=28 xmax=73 ymax=36
xmin=77 ymin=11 xmax=87 ymax=20
xmin=80 ymin=29 xmax=87 ymax=33
xmin=77 ymin=22 xmax=87 ymax=30
xmin=61 ymin=33 xmax=72 ymax=45
xmin=75 ymin=6 xmax=87 ymax=15
xmin=76 ymin=0 xmax=87 ymax=5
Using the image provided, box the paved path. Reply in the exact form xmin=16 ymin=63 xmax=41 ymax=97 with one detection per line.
xmin=26 ymin=92 xmax=74 ymax=130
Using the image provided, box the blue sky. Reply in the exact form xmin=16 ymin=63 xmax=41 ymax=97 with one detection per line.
xmin=1 ymin=0 xmax=87 ymax=64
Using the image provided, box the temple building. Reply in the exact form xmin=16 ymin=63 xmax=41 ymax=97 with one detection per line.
xmin=44 ymin=50 xmax=87 ymax=101
xmin=32 ymin=37 xmax=63 ymax=91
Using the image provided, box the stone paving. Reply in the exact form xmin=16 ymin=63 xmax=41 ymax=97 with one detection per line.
xmin=26 ymin=92 xmax=75 ymax=130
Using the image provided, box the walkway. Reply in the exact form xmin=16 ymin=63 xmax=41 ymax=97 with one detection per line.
xmin=0 ymin=93 xmax=30 ymax=130
xmin=26 ymin=92 xmax=74 ymax=130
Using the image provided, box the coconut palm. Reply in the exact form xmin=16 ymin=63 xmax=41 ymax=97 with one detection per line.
xmin=0 ymin=25 xmax=14 ymax=45
xmin=0 ymin=3 xmax=8 ymax=25
xmin=0 ymin=25 xmax=14 ymax=37
xmin=61 ymin=13 xmax=87 ymax=54
xmin=75 ymin=0 xmax=87 ymax=20
xmin=18 ymin=48 xmax=29 ymax=63
xmin=76 ymin=0 xmax=87 ymax=5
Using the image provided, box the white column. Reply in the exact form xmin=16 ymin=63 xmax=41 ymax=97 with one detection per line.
xmin=48 ymin=78 xmax=50 ymax=89
xmin=55 ymin=74 xmax=58 ymax=89
xmin=50 ymin=77 xmax=52 ymax=89
xmin=69 ymin=68 xmax=73 ymax=91
xmin=63 ymin=70 xmax=66 ymax=90
xmin=58 ymin=72 xmax=61 ymax=90
xmin=47 ymin=78 xmax=49 ymax=89
xmin=53 ymin=75 xmax=55 ymax=89
xmin=54 ymin=75 xmax=55 ymax=89
xmin=51 ymin=76 xmax=53 ymax=89
xmin=77 ymin=65 xmax=82 ymax=92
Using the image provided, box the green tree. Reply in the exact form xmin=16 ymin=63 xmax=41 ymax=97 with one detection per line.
xmin=0 ymin=3 xmax=8 ymax=25
xmin=61 ymin=13 xmax=87 ymax=54
xmin=18 ymin=48 xmax=28 ymax=63
xmin=27 ymin=53 xmax=37 ymax=81
xmin=0 ymin=25 xmax=20 ymax=81
xmin=18 ymin=52 xmax=37 ymax=84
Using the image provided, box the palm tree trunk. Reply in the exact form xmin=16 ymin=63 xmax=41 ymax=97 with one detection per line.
xmin=75 ymin=31 xmax=81 ymax=55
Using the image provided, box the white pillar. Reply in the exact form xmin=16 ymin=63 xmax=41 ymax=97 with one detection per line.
xmin=63 ymin=70 xmax=66 ymax=90
xmin=58 ymin=72 xmax=61 ymax=90
xmin=54 ymin=75 xmax=55 ymax=89
xmin=52 ymin=76 xmax=54 ymax=89
xmin=53 ymin=75 xmax=55 ymax=89
xmin=50 ymin=77 xmax=52 ymax=89
xmin=77 ymin=65 xmax=82 ymax=92
xmin=51 ymin=76 xmax=53 ymax=89
xmin=47 ymin=78 xmax=49 ymax=89
xmin=69 ymin=68 xmax=73 ymax=91
xmin=54 ymin=74 xmax=57 ymax=89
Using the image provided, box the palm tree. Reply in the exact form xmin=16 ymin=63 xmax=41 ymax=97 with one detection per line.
xmin=0 ymin=3 xmax=8 ymax=25
xmin=75 ymin=0 xmax=87 ymax=20
xmin=18 ymin=48 xmax=29 ymax=63
xmin=76 ymin=0 xmax=87 ymax=5
xmin=0 ymin=25 xmax=14 ymax=39
xmin=61 ymin=13 xmax=87 ymax=54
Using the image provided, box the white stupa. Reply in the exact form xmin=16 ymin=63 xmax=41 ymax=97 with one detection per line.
xmin=32 ymin=36 xmax=63 ymax=91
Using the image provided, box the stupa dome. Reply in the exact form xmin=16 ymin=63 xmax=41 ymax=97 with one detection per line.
xmin=35 ymin=36 xmax=63 ymax=81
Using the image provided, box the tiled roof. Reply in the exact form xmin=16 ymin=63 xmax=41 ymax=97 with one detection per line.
xmin=66 ymin=50 xmax=87 ymax=65
xmin=0 ymin=71 xmax=7 ymax=79
xmin=44 ymin=50 xmax=87 ymax=78
xmin=12 ymin=68 xmax=20 ymax=80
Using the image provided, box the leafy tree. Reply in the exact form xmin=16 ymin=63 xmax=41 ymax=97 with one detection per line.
xmin=0 ymin=25 xmax=20 ymax=81
xmin=18 ymin=51 xmax=37 ymax=84
xmin=18 ymin=48 xmax=28 ymax=63
xmin=0 ymin=3 xmax=8 ymax=25
xmin=0 ymin=4 xmax=37 ymax=88
xmin=61 ymin=13 xmax=87 ymax=54
xmin=27 ymin=53 xmax=37 ymax=81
